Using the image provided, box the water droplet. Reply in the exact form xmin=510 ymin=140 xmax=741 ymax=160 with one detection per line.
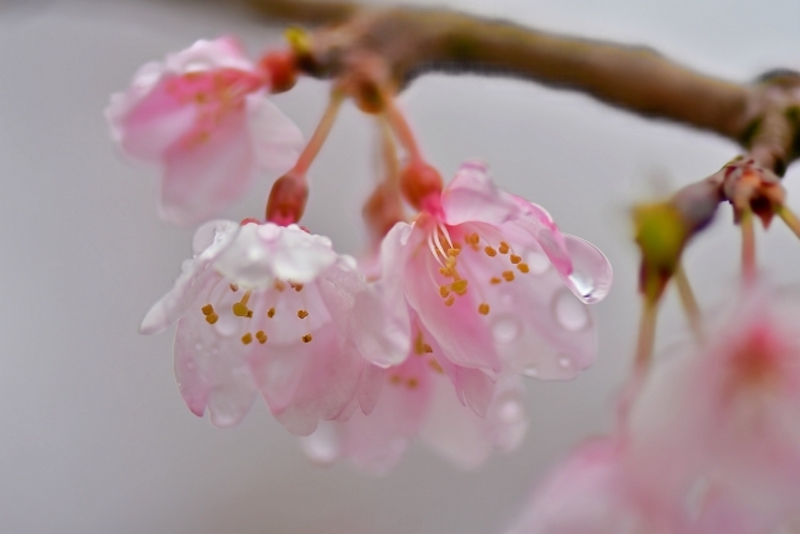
xmin=301 ymin=426 xmax=340 ymax=465
xmin=214 ymin=315 xmax=239 ymax=337
xmin=553 ymin=290 xmax=590 ymax=331
xmin=497 ymin=398 xmax=524 ymax=424
xmin=491 ymin=315 xmax=522 ymax=343
xmin=523 ymin=365 xmax=539 ymax=378
xmin=564 ymin=235 xmax=612 ymax=303
xmin=526 ymin=250 xmax=550 ymax=275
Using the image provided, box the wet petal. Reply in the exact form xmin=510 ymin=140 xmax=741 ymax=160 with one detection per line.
xmin=248 ymin=96 xmax=304 ymax=173
xmin=441 ymin=161 xmax=521 ymax=226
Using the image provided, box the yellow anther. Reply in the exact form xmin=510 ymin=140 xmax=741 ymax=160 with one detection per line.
xmin=466 ymin=233 xmax=479 ymax=245
xmin=389 ymin=374 xmax=402 ymax=385
xmin=439 ymin=266 xmax=455 ymax=277
xmin=503 ymin=270 xmax=515 ymax=282
xmin=407 ymin=377 xmax=419 ymax=389
xmin=205 ymin=313 xmax=219 ymax=325
xmin=267 ymin=307 xmax=276 ymax=318
xmin=246 ymin=310 xmax=253 ymax=318
xmin=518 ymin=263 xmax=530 ymax=273
xmin=274 ymin=281 xmax=286 ymax=291
xmin=499 ymin=242 xmax=510 ymax=254
xmin=302 ymin=334 xmax=313 ymax=343
xmin=201 ymin=304 xmax=214 ymax=316
xmin=447 ymin=248 xmax=461 ymax=257
xmin=445 ymin=296 xmax=456 ymax=307
xmin=423 ymin=343 xmax=433 ymax=353
xmin=256 ymin=331 xmax=267 ymax=344
xmin=484 ymin=246 xmax=497 ymax=257
xmin=439 ymin=286 xmax=450 ymax=298
xmin=510 ymin=254 xmax=522 ymax=264
xmin=429 ymin=359 xmax=444 ymax=374
xmin=229 ymin=284 xmax=239 ymax=292
xmin=451 ymin=279 xmax=468 ymax=295
xmin=241 ymin=333 xmax=253 ymax=345
xmin=478 ymin=303 xmax=490 ymax=315
xmin=490 ymin=277 xmax=502 ymax=285
xmin=232 ymin=302 xmax=249 ymax=317
xmin=297 ymin=309 xmax=309 ymax=319
xmin=292 ymin=283 xmax=304 ymax=292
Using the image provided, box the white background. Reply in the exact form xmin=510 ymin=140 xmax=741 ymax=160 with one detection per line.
xmin=1 ymin=0 xmax=799 ymax=532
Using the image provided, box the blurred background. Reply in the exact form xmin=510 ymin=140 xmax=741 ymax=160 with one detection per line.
xmin=1 ymin=0 xmax=799 ymax=532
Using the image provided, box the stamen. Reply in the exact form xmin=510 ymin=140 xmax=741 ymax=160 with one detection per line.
xmin=267 ymin=307 xmax=276 ymax=318
xmin=498 ymin=241 xmax=510 ymax=254
xmin=423 ymin=343 xmax=433 ymax=353
xmin=256 ymin=331 xmax=268 ymax=344
xmin=429 ymin=359 xmax=444 ymax=374
xmin=292 ymin=283 xmax=304 ymax=292
xmin=444 ymin=296 xmax=455 ymax=307
xmin=447 ymin=248 xmax=460 ymax=257
xmin=439 ymin=224 xmax=454 ymax=249
xmin=201 ymin=304 xmax=215 ymax=316
xmin=229 ymin=284 xmax=239 ymax=292
xmin=241 ymin=333 xmax=253 ymax=345
xmin=274 ymin=281 xmax=286 ymax=292
xmin=302 ymin=334 xmax=313 ymax=343
xmin=517 ymin=263 xmax=530 ymax=273
xmin=510 ymin=254 xmax=522 ymax=264
xmin=478 ymin=303 xmax=490 ymax=315
xmin=432 ymin=228 xmax=448 ymax=259
xmin=232 ymin=291 xmax=252 ymax=317
xmin=451 ymin=279 xmax=469 ymax=295
xmin=390 ymin=374 xmax=402 ymax=385
xmin=502 ymin=270 xmax=515 ymax=282
xmin=407 ymin=377 xmax=419 ymax=389
xmin=205 ymin=313 xmax=219 ymax=325
xmin=297 ymin=309 xmax=309 ymax=319
xmin=439 ymin=285 xmax=450 ymax=298
xmin=490 ymin=276 xmax=502 ymax=284
xmin=428 ymin=233 xmax=445 ymax=267
xmin=484 ymin=246 xmax=497 ymax=257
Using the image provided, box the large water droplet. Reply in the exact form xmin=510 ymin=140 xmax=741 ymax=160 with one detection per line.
xmin=491 ymin=315 xmax=522 ymax=343
xmin=553 ymin=290 xmax=590 ymax=331
xmin=526 ymin=249 xmax=551 ymax=275
xmin=564 ymin=235 xmax=612 ymax=303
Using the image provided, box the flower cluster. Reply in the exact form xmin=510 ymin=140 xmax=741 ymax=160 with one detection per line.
xmin=506 ymin=285 xmax=800 ymax=533
xmin=108 ymin=37 xmax=612 ymax=471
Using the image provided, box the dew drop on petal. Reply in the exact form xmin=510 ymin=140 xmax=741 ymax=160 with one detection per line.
xmin=526 ymin=249 xmax=551 ymax=275
xmin=301 ymin=425 xmax=341 ymax=466
xmin=564 ymin=235 xmax=612 ymax=303
xmin=491 ymin=314 xmax=522 ymax=343
xmin=553 ymin=290 xmax=590 ymax=331
xmin=523 ymin=365 xmax=539 ymax=378
xmin=214 ymin=315 xmax=239 ymax=337
xmin=497 ymin=397 xmax=524 ymax=425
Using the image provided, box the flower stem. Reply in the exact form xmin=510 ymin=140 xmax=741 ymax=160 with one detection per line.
xmin=777 ymin=205 xmax=800 ymax=241
xmin=634 ymin=297 xmax=658 ymax=372
xmin=674 ymin=263 xmax=703 ymax=342
xmin=378 ymin=115 xmax=400 ymax=187
xmin=740 ymin=207 xmax=756 ymax=284
xmin=291 ymin=90 xmax=345 ymax=177
xmin=383 ymin=94 xmax=423 ymax=163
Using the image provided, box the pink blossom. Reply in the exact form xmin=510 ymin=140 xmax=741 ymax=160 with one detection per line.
xmin=301 ymin=316 xmax=527 ymax=473
xmin=107 ymin=37 xmax=304 ymax=225
xmin=626 ymin=286 xmax=800 ymax=530
xmin=504 ymin=437 xmax=690 ymax=534
xmin=353 ymin=161 xmax=612 ymax=380
xmin=140 ymin=220 xmax=373 ymax=434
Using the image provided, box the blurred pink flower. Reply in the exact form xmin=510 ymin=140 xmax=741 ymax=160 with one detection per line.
xmin=626 ymin=286 xmax=800 ymax=529
xmin=140 ymin=220 xmax=374 ymax=434
xmin=106 ymin=37 xmax=303 ymax=224
xmin=504 ymin=438 xmax=679 ymax=534
xmin=352 ymin=161 xmax=612 ymax=380
xmin=301 ymin=316 xmax=527 ymax=473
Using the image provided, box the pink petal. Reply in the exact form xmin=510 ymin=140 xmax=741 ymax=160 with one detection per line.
xmin=247 ymin=96 xmax=304 ymax=174
xmin=173 ymin=314 xmax=257 ymax=428
xmin=441 ymin=161 xmax=521 ymax=226
xmin=560 ymin=235 xmax=613 ymax=304
xmin=160 ymin=109 xmax=256 ymax=225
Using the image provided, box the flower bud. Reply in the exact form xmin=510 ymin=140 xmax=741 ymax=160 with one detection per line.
xmin=259 ymin=50 xmax=298 ymax=94
xmin=399 ymin=160 xmax=443 ymax=211
xmin=266 ymin=174 xmax=308 ymax=225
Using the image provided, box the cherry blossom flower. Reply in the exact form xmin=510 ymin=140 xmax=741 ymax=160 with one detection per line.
xmin=353 ymin=161 xmax=612 ymax=380
xmin=626 ymin=285 xmax=800 ymax=531
xmin=301 ymin=316 xmax=527 ymax=473
xmin=106 ymin=37 xmax=304 ymax=225
xmin=140 ymin=220 xmax=374 ymax=434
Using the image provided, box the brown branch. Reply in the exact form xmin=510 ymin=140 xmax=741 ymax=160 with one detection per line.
xmin=248 ymin=1 xmax=800 ymax=175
